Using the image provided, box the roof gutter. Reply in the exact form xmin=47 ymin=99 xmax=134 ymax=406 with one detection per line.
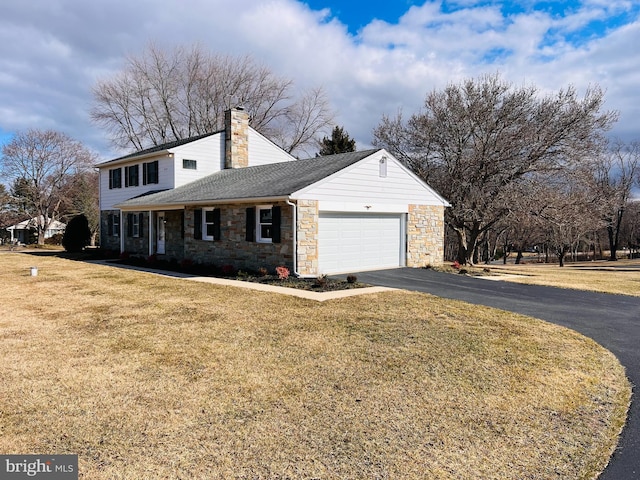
xmin=115 ymin=196 xmax=290 ymax=211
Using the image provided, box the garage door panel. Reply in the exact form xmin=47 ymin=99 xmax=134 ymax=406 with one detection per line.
xmin=318 ymin=213 xmax=404 ymax=274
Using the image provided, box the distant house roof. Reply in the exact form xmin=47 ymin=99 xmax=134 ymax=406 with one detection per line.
xmin=6 ymin=217 xmax=66 ymax=231
xmin=97 ymin=131 xmax=221 ymax=166
xmin=117 ymin=149 xmax=381 ymax=209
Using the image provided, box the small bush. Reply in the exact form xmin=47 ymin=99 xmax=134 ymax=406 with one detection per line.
xmin=452 ymin=261 xmax=461 ymax=270
xmin=258 ymin=267 xmax=269 ymax=277
xmin=221 ymin=264 xmax=236 ymax=276
xmin=275 ymin=266 xmax=290 ymax=280
xmin=45 ymin=233 xmax=63 ymax=245
xmin=314 ymin=274 xmax=328 ymax=288
xmin=346 ymin=274 xmax=357 ymax=284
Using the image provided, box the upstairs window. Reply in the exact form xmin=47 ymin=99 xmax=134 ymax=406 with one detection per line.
xmin=109 ymin=168 xmax=122 ymax=189
xmin=125 ymin=165 xmax=139 ymax=187
xmin=183 ymin=159 xmax=197 ymax=170
xmin=143 ymin=160 xmax=159 ymax=185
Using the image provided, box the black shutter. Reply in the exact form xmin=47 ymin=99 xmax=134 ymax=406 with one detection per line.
xmin=272 ymin=206 xmax=281 ymax=243
xmin=107 ymin=214 xmax=114 ymax=236
xmin=143 ymin=163 xmax=148 ymax=185
xmin=246 ymin=207 xmax=255 ymax=241
xmin=109 ymin=170 xmax=113 ymax=190
xmin=194 ymin=209 xmax=202 ymax=240
xmin=127 ymin=213 xmax=133 ymax=237
xmin=213 ymin=208 xmax=221 ymax=241
xmin=138 ymin=213 xmax=145 ymax=238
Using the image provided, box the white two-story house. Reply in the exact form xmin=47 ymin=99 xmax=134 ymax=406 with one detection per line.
xmin=97 ymin=108 xmax=449 ymax=276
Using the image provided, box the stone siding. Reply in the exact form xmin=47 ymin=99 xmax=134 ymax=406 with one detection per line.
xmin=407 ymin=204 xmax=445 ymax=267
xmin=296 ymin=200 xmax=319 ymax=277
xmin=183 ymin=202 xmax=294 ymax=272
xmin=99 ymin=210 xmax=121 ymax=252
xmin=122 ymin=211 xmax=149 ymax=256
xmin=224 ymin=108 xmax=249 ymax=169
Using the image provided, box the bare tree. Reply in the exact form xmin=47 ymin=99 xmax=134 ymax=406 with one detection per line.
xmin=590 ymin=140 xmax=640 ymax=260
xmin=373 ymin=74 xmax=617 ymax=264
xmin=91 ymin=43 xmax=334 ymax=155
xmin=0 ymin=130 xmax=96 ymax=245
xmin=58 ymin=170 xmax=100 ymax=246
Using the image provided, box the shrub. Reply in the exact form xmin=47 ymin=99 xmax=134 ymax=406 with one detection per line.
xmin=275 ymin=266 xmax=290 ymax=280
xmin=62 ymin=214 xmax=91 ymax=252
xmin=452 ymin=260 xmax=461 ymax=270
xmin=346 ymin=274 xmax=357 ymax=284
xmin=258 ymin=267 xmax=269 ymax=277
xmin=45 ymin=233 xmax=63 ymax=245
xmin=314 ymin=274 xmax=328 ymax=288
xmin=221 ymin=264 xmax=236 ymax=276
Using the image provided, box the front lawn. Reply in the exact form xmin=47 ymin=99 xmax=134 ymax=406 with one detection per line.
xmin=0 ymin=252 xmax=630 ymax=479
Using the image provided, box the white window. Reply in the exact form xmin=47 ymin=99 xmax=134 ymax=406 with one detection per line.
xmin=183 ymin=159 xmax=197 ymax=170
xmin=257 ymin=206 xmax=272 ymax=243
xmin=203 ymin=207 xmax=216 ymax=241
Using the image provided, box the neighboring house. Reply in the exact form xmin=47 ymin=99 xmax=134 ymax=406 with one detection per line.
xmin=6 ymin=217 xmax=66 ymax=244
xmin=97 ymin=108 xmax=449 ymax=276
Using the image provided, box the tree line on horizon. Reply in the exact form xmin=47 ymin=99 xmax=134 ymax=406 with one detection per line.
xmin=1 ymin=43 xmax=638 ymax=265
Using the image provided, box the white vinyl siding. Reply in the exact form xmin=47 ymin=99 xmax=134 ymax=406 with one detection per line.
xmin=99 ymin=154 xmax=174 ymax=210
xmin=246 ymin=129 xmax=295 ymax=167
xmin=173 ymin=134 xmax=225 ymax=185
xmin=294 ymin=153 xmax=446 ymax=209
xmin=318 ymin=213 xmax=405 ymax=274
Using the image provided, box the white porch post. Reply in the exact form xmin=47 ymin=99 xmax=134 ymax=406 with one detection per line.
xmin=148 ymin=210 xmax=154 ymax=256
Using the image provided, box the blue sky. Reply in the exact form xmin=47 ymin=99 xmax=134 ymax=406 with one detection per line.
xmin=1 ymin=0 xmax=639 ymax=158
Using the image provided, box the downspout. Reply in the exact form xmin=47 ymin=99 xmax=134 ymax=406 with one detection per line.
xmin=286 ymin=199 xmax=300 ymax=277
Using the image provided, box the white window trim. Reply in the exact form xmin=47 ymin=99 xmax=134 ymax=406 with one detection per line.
xmin=203 ymin=207 xmax=215 ymax=241
xmin=256 ymin=205 xmax=273 ymax=243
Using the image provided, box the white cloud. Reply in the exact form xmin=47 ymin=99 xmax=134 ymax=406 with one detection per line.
xmin=0 ymin=0 xmax=638 ymax=158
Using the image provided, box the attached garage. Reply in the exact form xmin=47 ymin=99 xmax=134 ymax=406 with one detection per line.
xmin=318 ymin=212 xmax=406 ymax=274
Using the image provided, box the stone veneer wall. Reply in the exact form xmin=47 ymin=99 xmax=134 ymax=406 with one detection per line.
xmin=122 ymin=211 xmax=149 ymax=255
xmin=99 ymin=210 xmax=121 ymax=252
xmin=162 ymin=210 xmax=185 ymax=260
xmin=407 ymin=204 xmax=445 ymax=267
xmin=183 ymin=202 xmax=294 ymax=272
xmin=296 ymin=200 xmax=319 ymax=277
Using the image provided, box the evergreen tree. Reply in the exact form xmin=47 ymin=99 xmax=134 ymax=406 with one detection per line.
xmin=317 ymin=126 xmax=356 ymax=156
xmin=62 ymin=214 xmax=91 ymax=253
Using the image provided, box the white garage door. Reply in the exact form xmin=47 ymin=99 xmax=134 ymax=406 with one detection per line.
xmin=318 ymin=212 xmax=405 ymax=274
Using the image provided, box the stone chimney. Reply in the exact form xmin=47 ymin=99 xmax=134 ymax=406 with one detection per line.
xmin=224 ymin=107 xmax=249 ymax=169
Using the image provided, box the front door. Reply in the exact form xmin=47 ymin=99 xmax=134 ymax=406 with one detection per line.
xmin=157 ymin=212 xmax=166 ymax=254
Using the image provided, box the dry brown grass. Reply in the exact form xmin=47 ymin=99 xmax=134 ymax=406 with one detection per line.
xmin=0 ymin=252 xmax=631 ymax=479
xmin=483 ymin=259 xmax=640 ymax=296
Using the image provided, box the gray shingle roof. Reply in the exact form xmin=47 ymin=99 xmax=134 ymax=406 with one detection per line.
xmin=117 ymin=149 xmax=381 ymax=208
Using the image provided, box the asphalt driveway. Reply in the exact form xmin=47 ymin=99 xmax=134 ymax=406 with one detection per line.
xmin=353 ymin=268 xmax=640 ymax=479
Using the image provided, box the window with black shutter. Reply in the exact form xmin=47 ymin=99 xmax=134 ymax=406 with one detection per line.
xmin=246 ymin=207 xmax=255 ymax=242
xmin=143 ymin=161 xmax=159 ymax=185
